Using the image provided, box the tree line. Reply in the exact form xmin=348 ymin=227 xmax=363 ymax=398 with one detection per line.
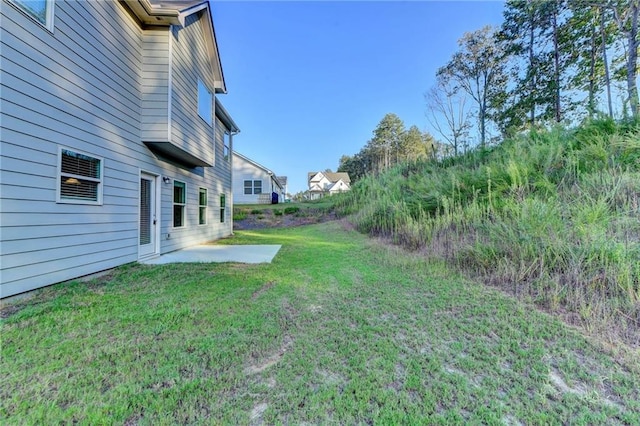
xmin=429 ymin=0 xmax=639 ymax=155
xmin=337 ymin=114 xmax=436 ymax=182
xmin=340 ymin=0 xmax=639 ymax=181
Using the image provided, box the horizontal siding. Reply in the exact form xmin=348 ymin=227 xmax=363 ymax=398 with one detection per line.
xmin=232 ymin=155 xmax=270 ymax=204
xmin=0 ymin=0 xmax=143 ymax=296
xmin=141 ymin=28 xmax=170 ymax=141
xmin=0 ymin=1 xmax=234 ymax=298
xmin=170 ymin=13 xmax=214 ymax=166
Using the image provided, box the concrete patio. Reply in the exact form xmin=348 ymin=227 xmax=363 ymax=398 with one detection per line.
xmin=140 ymin=244 xmax=282 ymax=265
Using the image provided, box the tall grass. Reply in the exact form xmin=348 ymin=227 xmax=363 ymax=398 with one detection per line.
xmin=335 ymin=118 xmax=640 ymax=348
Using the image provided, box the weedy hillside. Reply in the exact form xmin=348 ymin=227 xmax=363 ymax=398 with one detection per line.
xmin=335 ymin=118 xmax=640 ymax=350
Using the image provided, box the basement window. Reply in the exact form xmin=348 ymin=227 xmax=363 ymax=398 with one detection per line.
xmin=57 ymin=148 xmax=103 ymax=204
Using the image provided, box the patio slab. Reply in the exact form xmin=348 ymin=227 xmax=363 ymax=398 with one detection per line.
xmin=140 ymin=244 xmax=281 ymax=265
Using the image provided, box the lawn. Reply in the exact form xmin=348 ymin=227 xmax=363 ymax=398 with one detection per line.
xmin=1 ymin=222 xmax=639 ymax=424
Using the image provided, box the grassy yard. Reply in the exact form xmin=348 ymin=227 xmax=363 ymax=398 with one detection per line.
xmin=1 ymin=222 xmax=639 ymax=424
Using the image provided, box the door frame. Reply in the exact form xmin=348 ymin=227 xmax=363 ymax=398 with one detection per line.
xmin=139 ymin=171 xmax=161 ymax=259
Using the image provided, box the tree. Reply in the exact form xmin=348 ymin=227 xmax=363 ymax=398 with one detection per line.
xmin=605 ymin=0 xmax=640 ymax=117
xmin=566 ymin=2 xmax=616 ymax=117
xmin=369 ymin=113 xmax=406 ymax=172
xmin=425 ymin=75 xmax=471 ymax=155
xmin=337 ymin=153 xmax=367 ymax=183
xmin=399 ymin=125 xmax=435 ymax=162
xmin=437 ymin=25 xmax=508 ymax=146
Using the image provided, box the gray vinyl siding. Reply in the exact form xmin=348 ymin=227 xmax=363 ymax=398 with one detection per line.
xmin=170 ymin=13 xmax=215 ymax=167
xmin=0 ymin=0 xmax=233 ymax=298
xmin=141 ymin=28 xmax=170 ymax=141
xmin=0 ymin=0 xmax=143 ymax=297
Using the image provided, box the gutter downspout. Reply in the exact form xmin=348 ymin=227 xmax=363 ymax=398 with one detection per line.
xmin=228 ymin=130 xmax=239 ymax=233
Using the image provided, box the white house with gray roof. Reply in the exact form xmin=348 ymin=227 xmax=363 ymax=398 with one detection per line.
xmin=0 ymin=0 xmax=239 ymax=298
xmin=232 ymin=152 xmax=286 ymax=204
xmin=307 ymin=171 xmax=351 ymax=199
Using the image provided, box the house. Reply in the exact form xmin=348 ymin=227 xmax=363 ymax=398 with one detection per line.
xmin=307 ymin=171 xmax=351 ymax=199
xmin=276 ymin=176 xmax=288 ymax=201
xmin=0 ymin=0 xmax=240 ymax=298
xmin=232 ymin=152 xmax=285 ymax=204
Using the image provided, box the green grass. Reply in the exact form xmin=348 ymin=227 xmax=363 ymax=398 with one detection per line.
xmin=2 ymin=222 xmax=639 ymax=424
xmin=335 ymin=118 xmax=640 ymax=349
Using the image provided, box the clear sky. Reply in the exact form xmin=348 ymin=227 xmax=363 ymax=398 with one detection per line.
xmin=211 ymin=1 xmax=506 ymax=194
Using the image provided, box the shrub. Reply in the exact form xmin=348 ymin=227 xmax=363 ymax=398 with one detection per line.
xmin=233 ymin=210 xmax=245 ymax=220
xmin=284 ymin=206 xmax=300 ymax=215
xmin=251 ymin=209 xmax=262 ymax=215
xmin=274 ymin=209 xmax=283 ymax=216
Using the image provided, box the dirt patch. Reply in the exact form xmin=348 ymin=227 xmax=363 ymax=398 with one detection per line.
xmin=252 ymin=281 xmax=276 ymax=300
xmin=245 ymin=334 xmax=294 ymax=375
xmin=0 ymin=304 xmax=24 ymax=319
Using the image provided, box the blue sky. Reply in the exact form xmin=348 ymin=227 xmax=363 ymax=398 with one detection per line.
xmin=211 ymin=1 xmax=506 ymax=194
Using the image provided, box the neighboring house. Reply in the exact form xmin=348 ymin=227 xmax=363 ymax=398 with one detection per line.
xmin=307 ymin=171 xmax=351 ymax=199
xmin=0 ymin=0 xmax=240 ymax=298
xmin=276 ymin=176 xmax=288 ymax=201
xmin=232 ymin=152 xmax=285 ymax=204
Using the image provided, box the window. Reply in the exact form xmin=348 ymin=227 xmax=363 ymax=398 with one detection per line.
xmin=223 ymin=133 xmax=230 ymax=161
xmin=197 ymin=79 xmax=212 ymax=126
xmin=243 ymin=180 xmax=262 ymax=195
xmin=198 ymin=187 xmax=207 ymax=225
xmin=11 ymin=0 xmax=54 ymax=30
xmin=173 ymin=181 xmax=186 ymax=227
xmin=58 ymin=148 xmax=103 ymax=204
xmin=253 ymin=180 xmax=262 ymax=194
xmin=220 ymin=194 xmax=226 ymax=223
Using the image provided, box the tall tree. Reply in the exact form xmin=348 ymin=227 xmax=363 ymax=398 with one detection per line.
xmin=437 ymin=25 xmax=508 ymax=146
xmin=606 ymin=0 xmax=640 ymax=117
xmin=425 ymin=75 xmax=471 ymax=155
xmin=369 ymin=113 xmax=406 ymax=171
xmin=399 ymin=126 xmax=435 ymax=162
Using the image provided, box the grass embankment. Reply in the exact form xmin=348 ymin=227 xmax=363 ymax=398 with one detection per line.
xmin=335 ymin=118 xmax=640 ymax=350
xmin=1 ymin=223 xmax=639 ymax=424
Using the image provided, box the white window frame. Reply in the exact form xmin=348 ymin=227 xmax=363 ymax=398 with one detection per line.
xmin=223 ymin=133 xmax=230 ymax=162
xmin=197 ymin=79 xmax=213 ymax=126
xmin=220 ymin=193 xmax=226 ymax=223
xmin=56 ymin=146 xmax=103 ymax=205
xmin=253 ymin=180 xmax=263 ymax=195
xmin=10 ymin=0 xmax=55 ymax=32
xmin=198 ymin=187 xmax=208 ymax=225
xmin=173 ymin=180 xmax=186 ymax=228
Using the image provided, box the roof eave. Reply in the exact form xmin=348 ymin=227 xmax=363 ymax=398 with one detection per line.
xmin=215 ymin=98 xmax=240 ymax=133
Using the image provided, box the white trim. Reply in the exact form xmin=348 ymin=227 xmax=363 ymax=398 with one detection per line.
xmin=9 ymin=0 xmax=55 ymax=32
xmin=172 ymin=179 xmax=187 ymax=228
xmin=177 ymin=2 xmax=208 ymax=27
xmin=198 ymin=187 xmax=208 ymax=226
xmin=167 ymin=26 xmax=173 ymax=142
xmin=56 ymin=146 xmax=103 ymax=205
xmin=139 ymin=171 xmax=160 ymax=259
